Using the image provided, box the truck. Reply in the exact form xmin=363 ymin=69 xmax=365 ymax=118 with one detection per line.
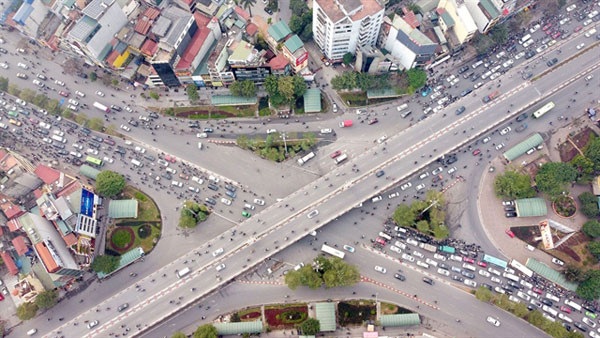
xmin=51 ymin=135 xmax=67 ymax=143
xmin=93 ymin=101 xmax=110 ymax=113
xmin=482 ymin=91 xmax=500 ymax=103
xmin=419 ymin=243 xmax=437 ymax=253
xmin=297 ymin=152 xmax=315 ymax=166
xmin=338 ymin=120 xmax=353 ymax=128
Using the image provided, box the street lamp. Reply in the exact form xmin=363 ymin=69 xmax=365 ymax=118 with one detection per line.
xmin=280 ymin=132 xmax=288 ymax=155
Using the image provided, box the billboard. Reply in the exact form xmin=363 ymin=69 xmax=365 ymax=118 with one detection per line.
xmin=539 ymin=221 xmax=555 ymax=249
xmin=296 ymin=52 xmax=308 ymax=66
xmin=80 ymin=189 xmax=95 ymax=218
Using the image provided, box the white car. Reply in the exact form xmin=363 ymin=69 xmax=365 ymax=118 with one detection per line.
xmin=32 ymin=79 xmax=44 ymax=87
xmin=196 ymin=133 xmax=208 ymax=138
xmin=388 ymin=192 xmax=400 ymax=199
xmin=445 ymin=75 xmax=456 ymax=83
xmin=253 ymin=198 xmax=265 ymax=206
xmin=491 ymin=276 xmax=502 ymax=284
xmin=87 ymin=148 xmax=98 ymax=155
xmin=495 ymin=143 xmax=505 ymax=150
xmin=551 ymin=258 xmax=564 ymax=266
xmin=566 ymin=4 xmax=576 ymax=12
xmin=535 ymin=45 xmax=548 ymax=53
xmin=559 ymin=17 xmax=571 ymax=25
xmin=377 ymin=135 xmax=387 ymax=144
xmin=75 ymin=90 xmax=85 ymax=97
xmin=482 ymin=136 xmax=491 ymax=144
xmin=68 ymin=99 xmax=79 ymax=106
xmin=220 ymin=198 xmax=232 ymax=206
xmin=431 ymin=167 xmax=443 ymax=175
xmin=320 ymin=128 xmax=332 ymax=134
xmin=401 ymin=253 xmax=415 ymax=262
xmin=415 ymin=183 xmax=425 ymax=191
xmin=450 ymin=78 xmax=460 ymax=86
xmin=0 ymin=62 xmax=8 ymax=69
xmin=576 ymin=43 xmax=586 ymax=50
xmin=474 ymin=82 xmax=484 ymax=89
xmin=412 ymin=250 xmax=424 ymax=259
xmin=583 ymin=317 xmax=596 ymax=328
xmin=400 ymin=182 xmax=412 ymax=190
xmin=103 ymin=157 xmax=114 ymax=164
xmin=583 ymin=19 xmax=593 ymax=26
xmin=54 ymin=80 xmax=65 ymax=86
xmin=212 ymin=248 xmax=224 ymax=257
xmin=343 ymin=245 xmax=355 ymax=253
xmin=307 ymin=209 xmax=319 ymax=218
xmin=464 ymin=279 xmax=477 ymax=287
xmin=266 ymin=129 xmax=277 ymax=134
xmin=215 ymin=263 xmax=226 ymax=272
xmin=486 ymin=316 xmax=500 ymax=327
xmin=68 ymin=105 xmax=78 ymax=111
xmin=500 ymin=127 xmax=511 ymax=135
xmin=96 ymin=91 xmax=105 ymax=97
xmin=390 ymin=245 xmax=402 ymax=254
xmin=125 ymin=106 xmax=133 ymax=112
xmin=479 ymin=270 xmax=491 ymax=278
xmin=87 ymin=320 xmax=99 ymax=329
xmin=447 ymin=167 xmax=457 ymax=175
xmin=514 ymin=51 xmax=526 ymax=60
xmin=17 ymin=62 xmax=28 ymax=69
xmin=502 ymin=59 xmax=514 ymax=68
xmin=374 ymin=265 xmax=387 ymax=274
xmin=529 ymin=24 xmax=541 ymax=33
xmin=419 ymin=171 xmax=430 ymax=180
xmin=432 ymin=105 xmax=444 ymax=114
xmin=371 ymin=195 xmax=383 ymax=203
xmin=120 ymin=124 xmax=131 ymax=132
xmin=72 ymin=143 xmax=83 ymax=150
xmin=495 ymin=51 xmax=506 ymax=59
xmin=437 ymin=268 xmax=450 ymax=276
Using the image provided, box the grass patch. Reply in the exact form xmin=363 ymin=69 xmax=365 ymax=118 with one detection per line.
xmin=111 ymin=229 xmax=132 ymax=248
xmin=121 ymin=186 xmax=160 ymax=223
xmin=237 ymin=306 xmax=262 ymax=322
xmin=131 ymin=223 xmax=160 ymax=253
xmin=154 ymin=104 xmax=257 ymax=120
xmin=264 ymin=303 xmax=306 ymax=310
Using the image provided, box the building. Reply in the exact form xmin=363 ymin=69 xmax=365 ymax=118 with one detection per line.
xmin=354 ymin=46 xmax=390 ymax=73
xmin=228 ymin=41 xmax=271 ymax=83
xmin=281 ymin=34 xmax=308 ymax=72
xmin=312 ymin=0 xmax=385 ymax=61
xmin=383 ymin=14 xmax=438 ymax=70
xmin=268 ymin=54 xmax=291 ymax=76
xmin=266 ymin=21 xmax=292 ymax=52
xmin=437 ymin=0 xmax=477 ymax=46
xmin=465 ymin=0 xmax=502 ymax=33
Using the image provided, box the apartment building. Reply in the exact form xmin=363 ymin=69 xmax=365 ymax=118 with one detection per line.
xmin=437 ymin=0 xmax=478 ymax=46
xmin=384 ymin=14 xmax=438 ymax=70
xmin=312 ymin=0 xmax=385 ymax=61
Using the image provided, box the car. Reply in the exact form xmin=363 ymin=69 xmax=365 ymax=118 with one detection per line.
xmin=374 ymin=265 xmax=387 ymax=274
xmin=376 ymin=170 xmax=385 ymax=178
xmin=103 ymin=157 xmax=114 ymax=164
xmin=264 ymin=7 xmax=273 ymax=14
xmin=307 ymin=209 xmax=319 ymax=219
xmin=463 ymin=257 xmax=475 ymax=264
xmin=516 ymin=113 xmax=528 ymax=122
xmin=372 ymin=195 xmax=383 ymax=203
xmin=541 ymin=298 xmax=553 ymax=306
xmin=472 ymin=149 xmax=481 ymax=156
xmin=566 ymin=4 xmax=576 ymax=12
xmin=454 ymin=106 xmax=467 ymax=115
xmin=400 ymin=182 xmax=412 ymax=190
xmin=266 ymin=129 xmax=277 ymax=134
xmin=422 ymin=277 xmax=434 ymax=285
xmin=495 ymin=143 xmax=505 ymax=151
xmin=332 ymin=103 xmax=338 ymax=113
xmin=368 ymin=118 xmax=379 ymax=125
xmin=437 ymin=268 xmax=450 ymax=276
xmin=241 ymin=211 xmax=251 ymax=218
xmin=388 ymin=192 xmax=400 ymax=199
xmin=574 ymin=26 xmax=583 ymax=32
xmin=58 ymin=90 xmax=69 ymax=97
xmin=447 ymin=167 xmax=457 ymax=175
xmin=330 ymin=150 xmax=342 ymax=159
xmin=415 ymin=183 xmax=425 ymax=191
xmin=117 ymin=303 xmax=129 ymax=312
xmin=561 ymin=305 xmax=572 ymax=314
xmin=583 ymin=19 xmax=593 ymax=26
xmin=505 ymin=229 xmax=515 ymax=238
xmin=394 ymin=273 xmax=406 ymax=281
xmin=506 ymin=212 xmax=517 ymax=218
xmin=419 ymin=171 xmax=430 ymax=180
xmin=586 ymin=311 xmax=597 ymax=319
xmin=87 ymin=320 xmax=99 ymax=329
xmin=216 ymin=263 xmax=226 ymax=272
xmin=120 ymin=124 xmax=131 ymax=132
xmin=477 ymin=261 xmax=487 ymax=267
xmin=343 ymin=245 xmax=355 ymax=253
xmin=96 ymin=91 xmax=105 ymax=97
xmin=551 ymin=258 xmax=564 ymax=266
xmin=546 ymin=58 xmax=558 ymax=67
xmin=577 ymin=43 xmax=586 ymax=50
xmin=485 ymin=316 xmax=500 ymax=327
xmin=320 ymin=128 xmax=332 ymax=134
xmin=377 ymin=135 xmax=387 ymax=144
xmin=54 ymin=79 xmax=65 ymax=86
xmin=482 ymin=136 xmax=491 ymax=144
xmin=583 ymin=317 xmax=597 ymax=328
xmin=500 ymin=127 xmax=511 ymax=135
xmin=574 ymin=322 xmax=588 ymax=332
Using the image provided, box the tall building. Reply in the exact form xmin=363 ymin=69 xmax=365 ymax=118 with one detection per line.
xmin=312 ymin=0 xmax=385 ymax=61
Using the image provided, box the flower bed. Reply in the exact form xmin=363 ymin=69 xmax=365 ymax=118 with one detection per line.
xmin=552 ymin=195 xmax=577 ymax=218
xmin=338 ymin=301 xmax=376 ymax=326
xmin=264 ymin=305 xmax=308 ymax=328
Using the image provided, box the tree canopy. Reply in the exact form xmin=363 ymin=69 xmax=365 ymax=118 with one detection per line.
xmin=186 ymin=85 xmax=199 ymax=102
xmin=289 ymin=0 xmax=312 ymax=41
xmin=342 ymin=52 xmax=355 ymax=65
xmin=90 ymin=254 xmax=120 ymax=274
xmin=391 ymin=190 xmax=448 ymax=239
xmin=263 ymin=75 xmax=307 ymax=107
xmin=95 ymin=170 xmax=126 ymax=197
xmin=577 ymin=270 xmax=600 ymax=300
xmin=579 ymin=192 xmax=599 ymax=218
xmin=284 ymin=256 xmax=359 ymax=290
xmin=584 ymin=136 xmax=600 ymax=172
xmin=229 ymin=80 xmax=257 ymax=98
xmin=534 ymin=162 xmax=577 ymax=198
xmin=178 ymin=201 xmax=210 ymax=228
xmin=582 ymin=220 xmax=600 ymax=238
xmin=406 ymin=69 xmax=427 ymax=91
xmin=300 ymin=318 xmax=320 ymax=335
xmin=35 ymin=290 xmax=58 ymax=309
xmin=16 ymin=302 xmax=38 ymax=320
xmin=494 ymin=170 xmax=536 ymax=200
xmin=193 ymin=324 xmax=218 ymax=338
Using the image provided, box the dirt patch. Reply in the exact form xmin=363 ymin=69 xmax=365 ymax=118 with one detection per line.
xmin=559 ymin=127 xmax=595 ymax=162
xmin=522 ymin=155 xmax=550 ymax=180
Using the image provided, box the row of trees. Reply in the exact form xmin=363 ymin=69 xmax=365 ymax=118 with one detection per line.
xmin=284 ymin=256 xmax=360 ymax=290
xmin=17 ymin=290 xmax=59 ymax=320
xmin=237 ymin=132 xmax=316 ymax=162
xmin=178 ymin=201 xmax=210 ymax=228
xmin=229 ymin=80 xmax=258 ymax=98
xmin=289 ymin=0 xmax=312 ymax=42
xmin=494 ymin=162 xmax=578 ymax=201
xmin=263 ymin=75 xmax=307 ymax=107
xmin=392 ymin=190 xmax=449 ymax=239
xmin=331 ymin=69 xmax=427 ymax=94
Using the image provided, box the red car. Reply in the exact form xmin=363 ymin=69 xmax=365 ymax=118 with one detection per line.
xmin=477 ymin=261 xmax=487 ymax=267
xmin=330 ymin=150 xmax=342 ymax=159
xmin=532 ymin=287 xmax=543 ymax=295
xmin=472 ymin=149 xmax=481 ymax=156
xmin=560 ymin=305 xmax=572 ymax=314
xmin=542 ymin=23 xmax=552 ymax=31
xmin=368 ymin=118 xmax=379 ymax=125
xmin=545 ymin=29 xmax=552 ymax=35
xmin=574 ymin=26 xmax=583 ymax=32
xmin=463 ymin=257 xmax=475 ymax=264
xmin=59 ymin=91 xmax=69 ymax=97
xmin=375 ymin=237 xmax=386 ymax=245
xmin=0 ymin=293 xmax=4 ymax=301
xmin=164 ymin=155 xmax=176 ymax=163
xmin=552 ymin=31 xmax=561 ymax=39
xmin=505 ymin=229 xmax=515 ymax=238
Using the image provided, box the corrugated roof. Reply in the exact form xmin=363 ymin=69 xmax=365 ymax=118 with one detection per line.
xmin=35 ymin=242 xmax=59 ymax=273
xmin=12 ymin=236 xmax=28 ymax=255
xmin=211 ymin=95 xmax=257 ymax=106
xmin=284 ymin=34 xmax=304 ymax=53
xmin=246 ymin=23 xmax=258 ymax=36
xmin=175 ymin=13 xmax=213 ymax=70
xmin=480 ymin=0 xmax=500 ymax=19
xmin=13 ymin=3 xmax=33 ymax=24
xmin=69 ymin=15 xmax=98 ymax=41
xmin=268 ymin=21 xmax=292 ymax=42
xmin=303 ymin=88 xmax=322 ymax=113
xmin=1 ymin=251 xmax=18 ymax=275
xmin=515 ymin=198 xmax=547 ymax=217
xmin=108 ymin=200 xmax=138 ymax=219
xmin=315 ymin=302 xmax=336 ymax=331
xmin=268 ymin=54 xmax=289 ymax=70
xmin=82 ymin=0 xmax=113 ymax=20
xmin=233 ymin=6 xmax=250 ymax=21
xmin=7 ymin=219 xmax=20 ymax=232
xmin=526 ymin=258 xmax=578 ymax=291
xmin=2 ymin=202 xmax=24 ymax=220
xmin=97 ymin=247 xmax=144 ymax=278
xmin=380 ymin=313 xmax=420 ymax=327
xmin=62 ymin=233 xmax=77 ymax=246
xmin=393 ymin=16 xmax=437 ymax=55
xmin=79 ymin=164 xmax=100 ymax=180
xmin=140 ymin=39 xmax=158 ymax=56
xmin=503 ymin=133 xmax=543 ymax=162
xmin=440 ymin=11 xmax=455 ymax=28
xmin=34 ymin=164 xmax=60 ymax=184
xmin=143 ymin=7 xmax=160 ymax=20
xmin=135 ymin=16 xmax=152 ymax=35
xmin=86 ymin=2 xmax=128 ymax=58
xmin=214 ymin=320 xmax=263 ymax=335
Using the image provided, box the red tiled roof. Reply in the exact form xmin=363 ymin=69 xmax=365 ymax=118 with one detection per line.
xmin=106 ymin=50 xmax=120 ymax=65
xmin=181 ymin=0 xmax=193 ymax=5
xmin=1 ymin=251 xmax=18 ymax=275
xmin=268 ymin=54 xmax=289 ymax=70
xmin=246 ymin=23 xmax=258 ymax=36
xmin=140 ymin=39 xmax=158 ymax=56
xmin=35 ymin=242 xmax=59 ymax=273
xmin=143 ymin=7 xmax=160 ymax=19
xmin=234 ymin=6 xmax=250 ymax=21
xmin=0 ymin=149 xmax=6 ymax=160
xmin=12 ymin=236 xmax=28 ymax=256
xmin=62 ymin=233 xmax=77 ymax=247
xmin=135 ymin=17 xmax=152 ymax=35
xmin=1 ymin=202 xmax=24 ymax=220
xmin=34 ymin=164 xmax=60 ymax=185
xmin=402 ymin=7 xmax=419 ymax=28
xmin=7 ymin=219 xmax=20 ymax=232
xmin=33 ymin=189 xmax=43 ymax=199
xmin=55 ymin=180 xmax=82 ymax=198
xmin=175 ymin=14 xmax=213 ymax=70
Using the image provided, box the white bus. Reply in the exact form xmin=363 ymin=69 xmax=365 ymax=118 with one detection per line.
xmin=564 ymin=299 xmax=582 ymax=312
xmin=503 ymin=272 xmax=520 ymax=282
xmin=510 ymin=259 xmax=533 ymax=278
xmin=297 ymin=152 xmax=315 ymax=166
xmin=335 ymin=154 xmax=348 ymax=165
xmin=93 ymin=101 xmax=109 ymax=113
xmin=519 ymin=34 xmax=532 ymax=45
xmin=176 ymin=267 xmax=191 ymax=278
xmin=321 ymin=244 xmax=345 ymax=259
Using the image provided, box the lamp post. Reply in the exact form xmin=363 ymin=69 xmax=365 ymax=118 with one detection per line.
xmin=280 ymin=132 xmax=288 ymax=155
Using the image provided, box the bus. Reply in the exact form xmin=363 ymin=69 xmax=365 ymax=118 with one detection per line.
xmin=509 ymin=259 xmax=533 ymax=278
xmin=86 ymin=156 xmax=103 ymax=167
xmin=439 ymin=245 xmax=456 ymax=254
xmin=297 ymin=152 xmax=315 ymax=166
xmin=93 ymin=101 xmax=110 ymax=113
xmin=321 ymin=244 xmax=345 ymax=259
xmin=532 ymin=102 xmax=555 ymax=118
xmin=7 ymin=111 xmax=18 ymax=118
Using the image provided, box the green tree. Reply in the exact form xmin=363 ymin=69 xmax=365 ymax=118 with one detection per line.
xmin=513 ymin=302 xmax=529 ymax=318
xmin=16 ymin=302 xmax=38 ymax=321
xmin=90 ymin=254 xmax=120 ymax=274
xmin=322 ymin=257 xmax=360 ymax=288
xmin=237 ymin=135 xmax=249 ymax=149
xmin=0 ymin=76 xmax=8 ymax=91
xmin=186 ymin=84 xmax=199 ymax=101
xmin=527 ymin=310 xmax=546 ymax=327
xmin=239 ymin=0 xmax=256 ymax=17
xmin=178 ymin=214 xmax=197 ymax=228
xmin=88 ymin=117 xmax=104 ymax=131
xmin=291 ymin=75 xmax=307 ymax=99
xmin=493 ymin=170 xmax=536 ymax=199
xmin=415 ymin=220 xmax=430 ymax=233
xmin=289 ymin=14 xmax=303 ymax=34
xmin=89 ymin=72 xmax=97 ymax=81
xmin=264 ymin=75 xmax=279 ymax=96
xmin=299 ymin=265 xmax=323 ymax=289
xmin=19 ymin=88 xmax=36 ymax=102
xmin=564 ymin=265 xmax=585 ymax=282
xmin=256 ymin=34 xmax=268 ymax=50
xmin=472 ymin=33 xmax=495 ymax=55
xmin=111 ymin=79 xmax=119 ymax=87
xmin=35 ymin=290 xmax=58 ymax=309
xmin=571 ymin=154 xmax=594 ymax=176
xmin=193 ymin=324 xmax=218 ymax=338
xmin=32 ymin=94 xmax=48 ymax=107
xmin=45 ymin=99 xmax=61 ymax=115
xmin=284 ymin=270 xmax=302 ymax=290
xmin=577 ymin=270 xmax=600 ymax=300
xmin=475 ymin=286 xmax=492 ymax=302
xmin=583 ymin=220 xmax=600 ymax=238
xmin=406 ymin=68 xmax=427 ymax=91
xmin=231 ymin=80 xmax=258 ymax=98
xmin=535 ymin=162 xmax=577 ymax=198
xmin=489 ymin=23 xmax=508 ymax=45
xmin=75 ymin=112 xmax=88 ymax=125
xmin=149 ymin=91 xmax=160 ymax=100
xmin=342 ymin=52 xmax=354 ymax=66
xmin=96 ymin=170 xmax=126 ymax=197
xmin=277 ymin=76 xmax=295 ymax=101
xmin=584 ymin=136 xmax=600 ymax=171
xmin=172 ymin=332 xmax=187 ymax=338
xmin=579 ymin=193 xmax=600 ymax=218
xmin=300 ymin=318 xmax=320 ymax=335
xmin=588 ymin=241 xmax=600 ymax=258
xmin=7 ymin=83 xmax=20 ymax=97
xmin=356 ymin=72 xmax=374 ymax=91
xmin=290 ymin=0 xmax=309 ymax=15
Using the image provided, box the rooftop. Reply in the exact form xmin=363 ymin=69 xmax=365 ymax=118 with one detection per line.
xmin=246 ymin=23 xmax=258 ymax=36
xmin=303 ymin=88 xmax=322 ymax=113
xmin=140 ymin=39 xmax=158 ymax=56
xmin=82 ymin=0 xmax=114 ymax=20
xmin=267 ymin=21 xmax=292 ymax=42
xmin=284 ymin=34 xmax=304 ymax=53
xmin=315 ymin=0 xmax=383 ymax=23
xmin=108 ymin=199 xmax=138 ymax=219
xmin=12 ymin=236 xmax=28 ymax=255
xmin=175 ymin=13 xmax=214 ymax=70
xmin=268 ymin=54 xmax=289 ymax=70
xmin=233 ymin=5 xmax=250 ymax=21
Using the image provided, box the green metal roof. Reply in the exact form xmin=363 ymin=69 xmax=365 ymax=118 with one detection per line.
xmin=380 ymin=313 xmax=421 ymax=327
xmin=515 ymin=198 xmax=547 ymax=217
xmin=303 ymin=88 xmax=322 ymax=113
xmin=234 ymin=19 xmax=246 ymax=29
xmin=79 ymin=164 xmax=100 ymax=180
xmin=284 ymin=34 xmax=304 ymax=53
xmin=97 ymin=247 xmax=144 ymax=278
xmin=211 ymin=95 xmax=257 ymax=106
xmin=108 ymin=199 xmax=138 ymax=219
xmin=214 ymin=320 xmax=263 ymax=335
xmin=62 ymin=0 xmax=76 ymax=8
xmin=440 ymin=12 xmax=455 ymax=28
xmin=503 ymin=133 xmax=543 ymax=162
xmin=480 ymin=0 xmax=501 ymax=19
xmin=315 ymin=302 xmax=336 ymax=332
xmin=367 ymin=88 xmax=401 ymax=99
xmin=526 ymin=258 xmax=578 ymax=291
xmin=268 ymin=21 xmax=292 ymax=42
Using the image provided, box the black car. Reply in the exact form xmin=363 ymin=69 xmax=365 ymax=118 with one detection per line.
xmin=460 ymin=88 xmax=472 ymax=97
xmin=422 ymin=277 xmax=434 ymax=285
xmin=58 ymin=149 xmax=69 ymax=155
xmin=516 ymin=113 xmax=528 ymax=122
xmin=161 ymin=173 xmax=172 ymax=180
xmin=81 ymin=127 xmax=91 ymax=135
xmin=574 ymin=322 xmax=587 ymax=332
xmin=144 ymin=155 xmax=155 ymax=161
xmin=149 ymin=112 xmax=159 ymax=119
xmin=541 ymin=298 xmax=553 ymax=306
xmin=507 ymin=280 xmax=520 ymax=289
xmin=77 ymin=73 xmax=88 ymax=79
xmin=89 ymin=141 xmax=101 ymax=149
xmin=452 ymin=275 xmax=464 ymax=282
xmin=128 ymin=120 xmax=139 ymax=127
xmin=207 ymin=183 xmax=219 ymax=191
xmin=522 ymin=72 xmax=533 ymax=80
xmin=394 ymin=273 xmax=406 ymax=281
xmin=66 ymin=121 xmax=78 ymax=129
xmin=458 ymin=66 xmax=470 ymax=74
xmin=110 ymin=105 xmax=122 ymax=112
xmin=188 ymin=122 xmax=200 ymax=128
xmin=264 ymin=7 xmax=273 ymax=14
xmin=91 ymin=135 xmax=103 ymax=143
xmin=504 ymin=207 xmax=516 ymax=212
xmin=0 ymin=48 xmax=7 ymax=54
xmin=525 ymin=51 xmax=536 ymax=59
xmin=461 ymin=271 xmax=475 ymax=279
xmin=376 ymin=170 xmax=385 ymax=177
xmin=439 ymin=263 xmax=449 ymax=270
xmin=546 ymin=58 xmax=558 ymax=67
xmin=482 ymin=283 xmax=493 ymax=291
xmin=52 ymin=143 xmax=65 ymax=149
xmin=506 ymin=212 xmax=517 ymax=218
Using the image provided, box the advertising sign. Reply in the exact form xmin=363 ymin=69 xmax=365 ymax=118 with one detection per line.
xmin=296 ymin=52 xmax=308 ymax=66
xmin=539 ymin=221 xmax=555 ymax=249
